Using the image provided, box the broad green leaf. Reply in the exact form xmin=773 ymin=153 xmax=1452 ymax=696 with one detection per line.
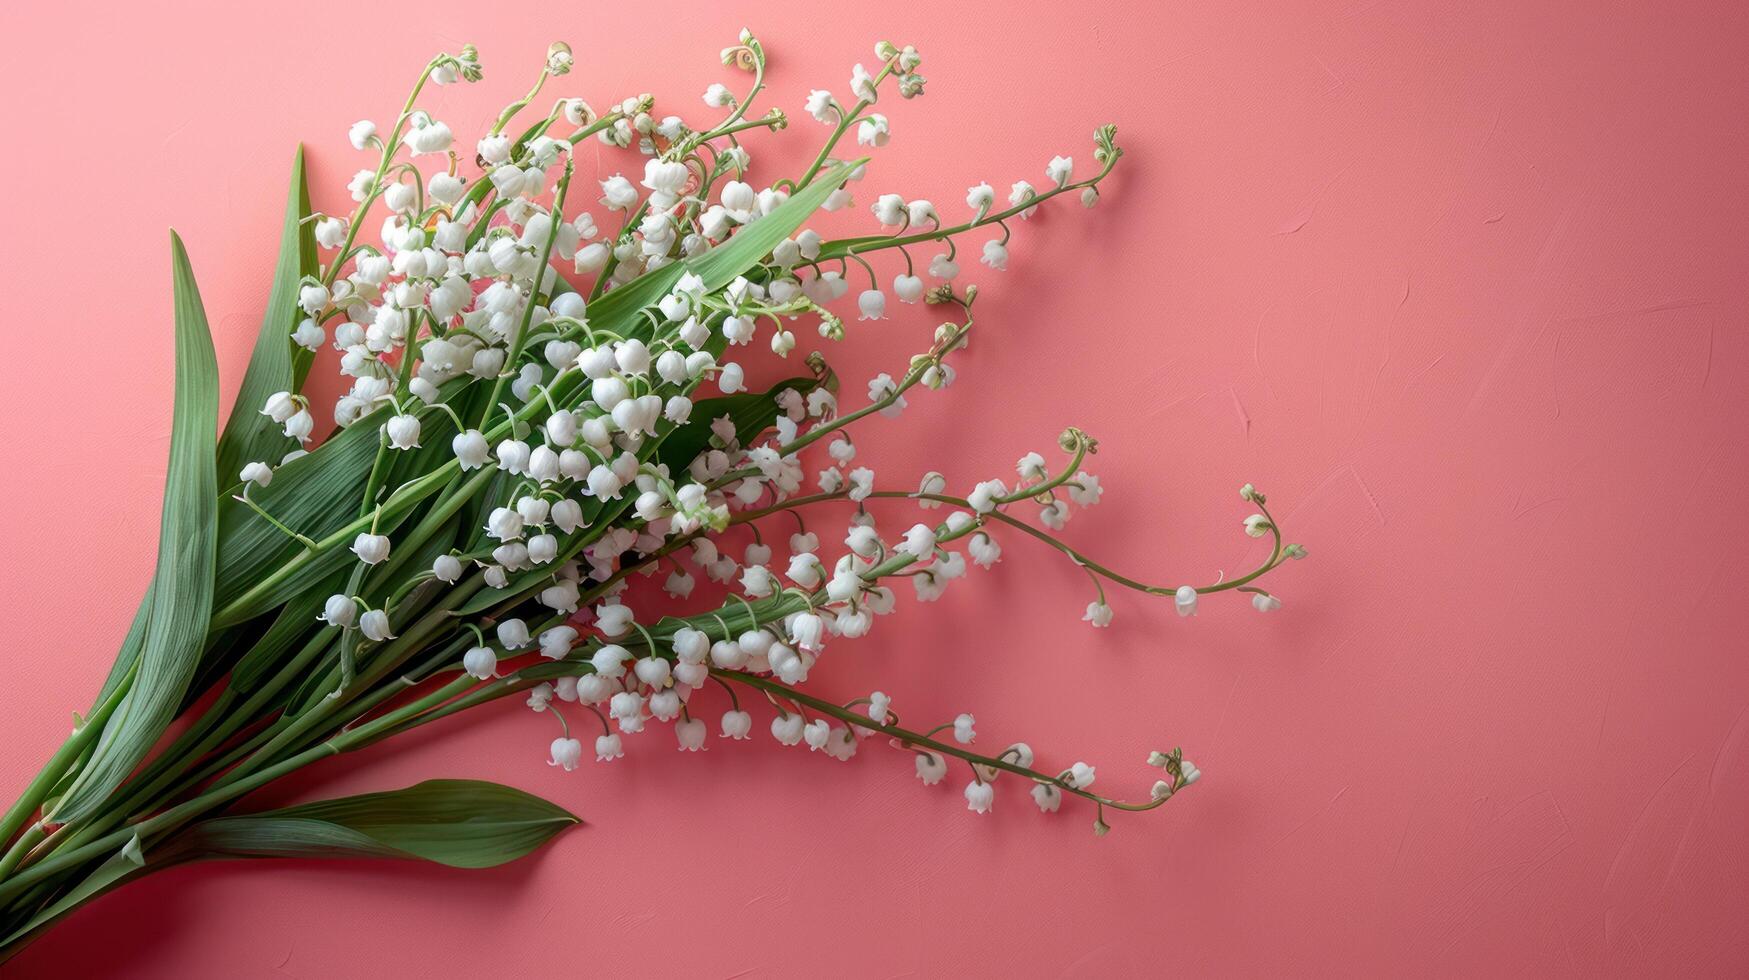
xmin=180 ymin=779 xmax=578 ymax=869
xmin=85 ymin=593 xmax=148 ymax=717
xmin=214 ymin=147 xmax=316 ymax=486
xmin=81 ymin=152 xmax=313 ymax=714
xmin=53 ymin=233 xmax=220 ymax=822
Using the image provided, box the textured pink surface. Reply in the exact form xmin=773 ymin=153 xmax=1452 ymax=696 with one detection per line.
xmin=3 ymin=0 xmax=1748 ymax=975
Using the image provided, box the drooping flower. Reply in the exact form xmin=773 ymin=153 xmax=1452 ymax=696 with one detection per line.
xmin=676 ymin=718 xmax=707 ymax=751
xmin=496 ymin=618 xmax=531 ymax=650
xmin=858 ymin=289 xmax=887 ymax=320
xmin=953 ymin=713 xmax=976 ymax=744
xmin=915 ymin=751 xmax=948 ymax=785
xmin=549 ymin=737 xmax=583 ymax=771
xmin=320 ymin=594 xmax=356 ymax=628
xmin=595 ymin=734 xmax=625 ymax=762
xmin=805 ymin=89 xmax=835 ymax=123
xmin=351 ymin=533 xmax=391 ymax=565
xmin=1046 ymin=155 xmax=1074 ymax=187
xmin=359 ymin=609 xmax=395 ymax=642
xmin=462 ymin=646 xmax=497 ymax=680
xmin=1032 ymin=783 xmax=1062 ymax=812
xmin=720 ymin=710 xmax=752 ymax=740
xmin=965 ymin=780 xmax=994 ymax=813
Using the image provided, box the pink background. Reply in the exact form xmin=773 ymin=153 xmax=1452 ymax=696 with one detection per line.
xmin=3 ymin=0 xmax=1747 ymax=975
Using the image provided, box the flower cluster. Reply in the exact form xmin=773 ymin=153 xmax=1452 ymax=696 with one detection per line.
xmin=0 ymin=36 xmax=1317 ymax=956
xmin=230 ymin=32 xmax=1308 ymax=829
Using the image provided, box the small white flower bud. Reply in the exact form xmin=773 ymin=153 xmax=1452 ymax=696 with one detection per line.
xmin=452 ymin=429 xmax=489 ymax=470
xmin=495 ymin=440 xmax=532 ymax=475
xmin=964 ymin=780 xmax=994 ymax=814
xmin=545 ymin=410 xmax=579 ymax=446
xmin=486 ymin=507 xmax=524 ymax=542
xmin=1174 ymin=585 xmax=1198 ymax=617
xmin=915 ymin=751 xmax=947 ymax=785
xmin=591 ymin=376 xmax=630 ymax=410
xmin=539 ymin=626 xmax=577 ymax=660
xmin=515 ymin=496 xmax=551 ymax=526
xmin=283 ymin=408 xmax=315 ymax=444
xmin=496 ymin=618 xmax=531 ymax=650
xmin=953 ymin=713 xmax=976 ymax=744
xmin=320 ymin=594 xmax=356 ymax=627
xmin=351 ymin=533 xmax=391 ymax=565
xmin=595 ymin=733 xmax=624 ymax=761
xmin=550 ymin=498 xmax=583 ymax=534
xmin=857 ymin=289 xmax=887 ymax=321
xmin=261 ymin=391 xmax=297 ymax=423
xmin=359 ymin=609 xmax=395 ymax=642
xmin=385 ymin=413 xmax=421 ymax=450
xmin=291 ymin=318 xmax=325 ymax=351
xmin=527 ymin=533 xmax=559 ymax=564
xmin=1032 ymin=783 xmax=1063 ymax=812
xmin=462 ymin=646 xmax=497 ymax=679
xmin=549 ymin=736 xmax=583 ymax=771
xmin=720 ymin=709 xmax=752 ymax=740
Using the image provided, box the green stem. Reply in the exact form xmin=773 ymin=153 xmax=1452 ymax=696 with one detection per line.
xmin=716 ymin=672 xmax=1167 ymax=812
xmin=795 ymin=60 xmax=898 ymax=189
xmin=815 ymin=156 xmax=1119 ymax=261
xmin=0 ymin=663 xmax=134 ymax=866
xmin=0 ymin=674 xmax=480 ymax=905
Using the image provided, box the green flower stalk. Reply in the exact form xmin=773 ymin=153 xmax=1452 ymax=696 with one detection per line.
xmin=0 ymin=30 xmax=1303 ymax=959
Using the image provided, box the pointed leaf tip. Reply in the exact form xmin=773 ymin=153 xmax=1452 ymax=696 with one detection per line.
xmin=50 ymin=233 xmax=219 ymax=822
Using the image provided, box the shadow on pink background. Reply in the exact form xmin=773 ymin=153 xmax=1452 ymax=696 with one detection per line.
xmin=2 ymin=0 xmax=1746 ymax=975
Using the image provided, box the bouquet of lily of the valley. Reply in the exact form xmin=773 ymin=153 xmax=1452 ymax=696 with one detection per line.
xmin=0 ymin=31 xmax=1303 ymax=957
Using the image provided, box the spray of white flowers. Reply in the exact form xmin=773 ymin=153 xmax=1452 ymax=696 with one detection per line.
xmin=0 ymin=32 xmax=1302 ymax=950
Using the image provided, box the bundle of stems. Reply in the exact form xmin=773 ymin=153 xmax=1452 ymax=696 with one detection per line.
xmin=0 ymin=31 xmax=1302 ymax=957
